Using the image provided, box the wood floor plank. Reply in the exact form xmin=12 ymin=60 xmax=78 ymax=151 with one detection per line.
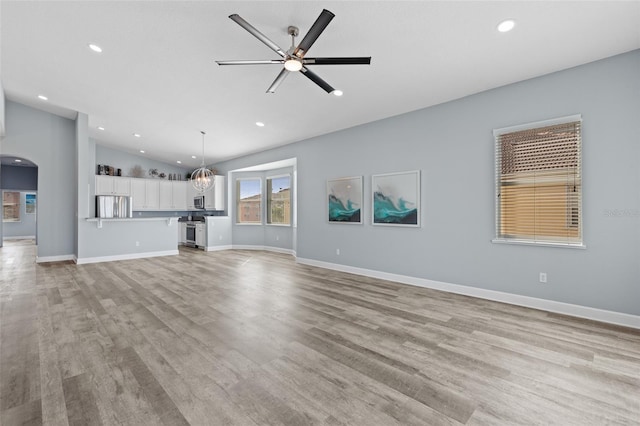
xmin=36 ymin=294 xmax=69 ymax=426
xmin=0 ymin=293 xmax=41 ymax=411
xmin=62 ymin=373 xmax=102 ymax=426
xmin=1 ymin=243 xmax=639 ymax=425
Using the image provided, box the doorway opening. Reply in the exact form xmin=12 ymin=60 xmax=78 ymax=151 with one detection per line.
xmin=1 ymin=155 xmax=39 ymax=249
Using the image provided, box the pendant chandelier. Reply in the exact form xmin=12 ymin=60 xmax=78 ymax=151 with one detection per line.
xmin=191 ymin=131 xmax=214 ymax=193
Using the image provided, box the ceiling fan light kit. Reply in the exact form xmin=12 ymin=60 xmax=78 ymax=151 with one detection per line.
xmin=216 ymin=9 xmax=371 ymax=94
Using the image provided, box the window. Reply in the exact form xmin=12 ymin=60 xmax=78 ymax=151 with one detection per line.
xmin=494 ymin=115 xmax=582 ymax=246
xmin=2 ymin=191 xmax=20 ymax=222
xmin=236 ymin=178 xmax=262 ymax=224
xmin=267 ymin=175 xmax=291 ymax=225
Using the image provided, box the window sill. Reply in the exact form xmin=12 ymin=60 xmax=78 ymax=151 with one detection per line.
xmin=236 ymin=222 xmax=263 ymax=226
xmin=266 ymin=223 xmax=291 ymax=227
xmin=492 ymin=238 xmax=586 ymax=249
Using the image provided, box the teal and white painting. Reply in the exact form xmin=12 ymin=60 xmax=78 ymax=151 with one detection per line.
xmin=327 ymin=176 xmax=363 ymax=224
xmin=372 ymin=170 xmax=420 ymax=227
xmin=25 ymin=193 xmax=37 ymax=214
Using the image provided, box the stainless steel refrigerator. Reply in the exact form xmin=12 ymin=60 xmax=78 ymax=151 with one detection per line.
xmin=95 ymin=196 xmax=133 ymax=218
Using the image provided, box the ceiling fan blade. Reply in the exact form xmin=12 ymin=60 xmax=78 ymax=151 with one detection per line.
xmin=300 ymin=67 xmax=334 ymax=94
xmin=229 ymin=14 xmax=287 ymax=57
xmin=293 ymin=9 xmax=335 ymax=58
xmin=216 ymin=60 xmax=284 ymax=65
xmin=266 ymin=68 xmax=289 ymax=93
xmin=303 ymin=57 xmax=371 ymax=65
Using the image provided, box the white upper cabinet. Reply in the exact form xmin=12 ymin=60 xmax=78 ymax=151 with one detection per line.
xmin=131 ymin=178 xmax=160 ymax=210
xmin=186 ymin=182 xmax=197 ymax=210
xmin=186 ymin=175 xmax=225 ymax=211
xmin=95 ymin=175 xmax=130 ymax=196
xmin=160 ymin=181 xmax=187 ymax=210
xmin=172 ymin=181 xmax=187 ymax=210
xmin=212 ymin=175 xmax=226 ymax=211
xmin=145 ymin=180 xmax=159 ymax=210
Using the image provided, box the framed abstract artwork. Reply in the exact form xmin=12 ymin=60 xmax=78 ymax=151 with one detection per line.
xmin=327 ymin=176 xmax=363 ymax=224
xmin=26 ymin=193 xmax=37 ymax=214
xmin=372 ymin=170 xmax=420 ymax=227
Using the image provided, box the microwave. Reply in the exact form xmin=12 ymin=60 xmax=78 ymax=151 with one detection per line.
xmin=194 ymin=195 xmax=205 ymax=209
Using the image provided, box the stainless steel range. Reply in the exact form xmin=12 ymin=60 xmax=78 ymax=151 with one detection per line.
xmin=185 ymin=223 xmax=197 ymax=247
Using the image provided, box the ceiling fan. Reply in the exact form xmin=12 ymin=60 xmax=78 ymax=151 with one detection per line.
xmin=216 ymin=9 xmax=371 ymax=95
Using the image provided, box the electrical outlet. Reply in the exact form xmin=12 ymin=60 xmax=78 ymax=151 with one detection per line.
xmin=135 ymin=241 xmax=140 ymax=247
xmin=336 ymin=248 xmax=340 ymax=255
xmin=219 ymin=235 xmax=223 ymax=240
xmin=539 ymin=272 xmax=547 ymax=283
xmin=276 ymin=235 xmax=280 ymax=241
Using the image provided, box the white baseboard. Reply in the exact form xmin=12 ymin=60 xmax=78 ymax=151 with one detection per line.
xmin=3 ymin=235 xmax=36 ymax=240
xmin=36 ymin=254 xmax=75 ymax=263
xmin=296 ymin=257 xmax=640 ymax=330
xmin=232 ymin=245 xmax=296 ymax=256
xmin=205 ymin=245 xmax=233 ymax=252
xmin=75 ymin=250 xmax=179 ymax=265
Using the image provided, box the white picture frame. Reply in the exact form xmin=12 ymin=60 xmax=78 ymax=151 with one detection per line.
xmin=372 ymin=170 xmax=420 ymax=227
xmin=327 ymin=176 xmax=363 ymax=224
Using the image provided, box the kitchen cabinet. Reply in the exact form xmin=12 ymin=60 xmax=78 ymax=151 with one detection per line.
xmin=96 ymin=176 xmax=130 ymax=196
xmin=180 ymin=223 xmax=187 ymax=244
xmin=159 ymin=181 xmax=187 ymax=210
xmin=172 ymin=181 xmax=187 ymax=210
xmin=186 ymin=182 xmax=197 ymax=210
xmin=186 ymin=175 xmax=226 ymax=211
xmin=195 ymin=223 xmax=206 ymax=247
xmin=205 ymin=175 xmax=226 ymax=211
xmin=131 ymin=178 xmax=160 ymax=210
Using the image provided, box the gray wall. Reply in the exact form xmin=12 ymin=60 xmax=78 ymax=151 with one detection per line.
xmin=0 ymin=79 xmax=5 ymax=136
xmin=215 ymin=50 xmax=640 ymax=316
xmin=0 ymin=80 xmax=4 ymax=241
xmin=1 ymin=165 xmax=38 ymax=190
xmin=2 ymin=191 xmax=37 ymax=238
xmin=2 ymin=100 xmax=76 ymax=258
xmin=96 ymin=144 xmax=190 ymax=179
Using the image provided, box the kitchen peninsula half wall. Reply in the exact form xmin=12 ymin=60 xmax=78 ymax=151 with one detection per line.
xmin=77 ymin=217 xmax=179 ymax=264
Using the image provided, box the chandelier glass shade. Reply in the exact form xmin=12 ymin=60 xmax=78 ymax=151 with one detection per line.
xmin=191 ymin=131 xmax=214 ymax=193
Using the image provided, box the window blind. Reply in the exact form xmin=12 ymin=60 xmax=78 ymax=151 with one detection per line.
xmin=495 ymin=117 xmax=582 ymax=246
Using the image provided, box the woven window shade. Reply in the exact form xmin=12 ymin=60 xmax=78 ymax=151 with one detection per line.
xmin=495 ymin=118 xmax=582 ymax=245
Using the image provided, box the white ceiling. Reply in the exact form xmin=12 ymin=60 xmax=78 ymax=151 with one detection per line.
xmin=2 ymin=1 xmax=639 ymax=168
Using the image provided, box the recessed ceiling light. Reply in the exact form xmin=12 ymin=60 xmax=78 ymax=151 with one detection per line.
xmin=97 ymin=126 xmax=105 ymax=131
xmin=332 ymin=90 xmax=343 ymax=97
xmin=176 ymin=160 xmax=182 ymax=164
xmin=133 ymin=133 xmax=141 ymax=138
xmin=256 ymin=122 xmax=265 ymax=127
xmin=139 ymin=150 xmax=145 ymax=154
xmin=38 ymin=95 xmax=48 ymax=101
xmin=88 ymin=43 xmax=103 ymax=53
xmin=14 ymin=159 xmax=22 ymax=163
xmin=497 ymin=19 xmax=516 ymax=33
xmin=191 ymin=155 xmax=197 ymax=159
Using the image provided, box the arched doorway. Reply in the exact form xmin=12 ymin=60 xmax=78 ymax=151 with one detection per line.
xmin=1 ymin=155 xmax=39 ymax=248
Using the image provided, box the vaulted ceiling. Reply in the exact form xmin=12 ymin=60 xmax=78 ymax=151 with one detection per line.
xmin=2 ymin=1 xmax=639 ymax=167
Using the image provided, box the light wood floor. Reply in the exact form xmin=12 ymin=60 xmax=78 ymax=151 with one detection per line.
xmin=1 ymin=244 xmax=639 ymax=425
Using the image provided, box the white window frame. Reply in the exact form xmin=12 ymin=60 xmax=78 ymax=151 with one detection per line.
xmin=266 ymin=174 xmax=292 ymax=227
xmin=236 ymin=178 xmax=263 ymax=225
xmin=492 ymin=114 xmax=585 ymax=249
